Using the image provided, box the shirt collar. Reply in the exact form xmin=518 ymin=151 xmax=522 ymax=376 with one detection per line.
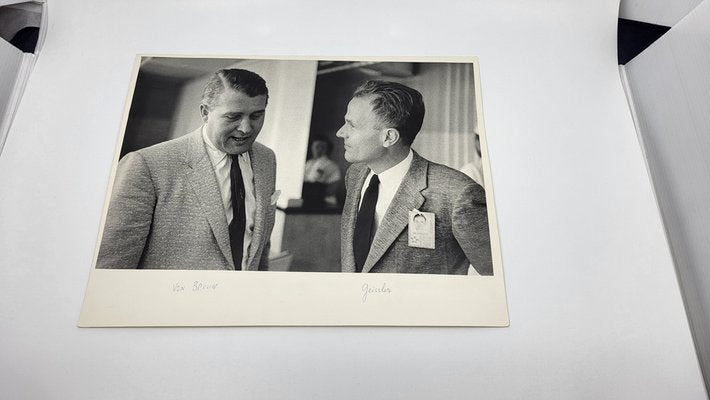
xmin=373 ymin=149 xmax=413 ymax=189
xmin=202 ymin=126 xmax=228 ymax=164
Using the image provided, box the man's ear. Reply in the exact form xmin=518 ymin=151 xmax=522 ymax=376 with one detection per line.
xmin=382 ymin=128 xmax=401 ymax=148
xmin=199 ymin=104 xmax=209 ymax=123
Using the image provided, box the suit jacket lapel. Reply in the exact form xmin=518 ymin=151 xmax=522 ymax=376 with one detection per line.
xmin=246 ymin=145 xmax=269 ymax=270
xmin=342 ymin=165 xmax=369 ymax=273
xmin=185 ymin=129 xmax=235 ymax=269
xmin=362 ymin=152 xmax=428 ymax=273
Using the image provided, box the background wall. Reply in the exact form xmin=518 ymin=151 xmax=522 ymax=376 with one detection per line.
xmin=409 ymin=63 xmax=478 ymax=170
xmin=119 ymin=73 xmax=181 ymax=156
xmin=168 ymin=71 xmax=206 ymax=139
xmin=0 ymin=0 xmax=706 ymax=398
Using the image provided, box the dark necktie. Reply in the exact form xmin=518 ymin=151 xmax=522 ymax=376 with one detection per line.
xmin=354 ymin=174 xmax=379 ymax=272
xmin=229 ymin=154 xmax=246 ymax=270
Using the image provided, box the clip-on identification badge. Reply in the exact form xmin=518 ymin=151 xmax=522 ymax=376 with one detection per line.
xmin=408 ymin=210 xmax=435 ymax=249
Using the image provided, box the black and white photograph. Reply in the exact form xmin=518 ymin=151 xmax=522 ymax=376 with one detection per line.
xmin=78 ymin=55 xmax=507 ymax=327
xmin=94 ymin=56 xmax=495 ymax=276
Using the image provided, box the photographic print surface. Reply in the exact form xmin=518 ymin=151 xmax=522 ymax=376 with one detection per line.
xmin=79 ymin=55 xmax=507 ymax=326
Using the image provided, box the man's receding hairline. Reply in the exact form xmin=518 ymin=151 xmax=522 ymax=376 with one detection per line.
xmin=217 ymin=72 xmax=229 ymax=96
xmin=352 ymin=94 xmax=386 ymax=129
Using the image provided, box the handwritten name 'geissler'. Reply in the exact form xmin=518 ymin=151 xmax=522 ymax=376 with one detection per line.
xmin=362 ymin=282 xmax=391 ymax=303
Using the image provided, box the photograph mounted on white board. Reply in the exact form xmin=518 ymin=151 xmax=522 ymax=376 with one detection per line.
xmin=80 ymin=55 xmax=507 ymax=327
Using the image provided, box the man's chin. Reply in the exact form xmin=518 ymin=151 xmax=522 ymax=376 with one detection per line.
xmin=224 ymin=140 xmax=254 ymax=155
xmin=226 ymin=148 xmax=250 ymax=156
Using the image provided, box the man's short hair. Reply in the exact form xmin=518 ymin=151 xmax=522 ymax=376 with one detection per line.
xmin=201 ymin=69 xmax=269 ymax=108
xmin=353 ymin=80 xmax=425 ymax=146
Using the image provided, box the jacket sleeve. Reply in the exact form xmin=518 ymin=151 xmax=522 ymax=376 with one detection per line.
xmin=95 ymin=152 xmax=156 ymax=269
xmin=258 ymin=238 xmax=271 ymax=270
xmin=452 ymin=181 xmax=493 ymax=275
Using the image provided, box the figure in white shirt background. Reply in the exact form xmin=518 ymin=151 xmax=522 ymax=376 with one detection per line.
xmin=303 ymin=135 xmax=342 ymax=207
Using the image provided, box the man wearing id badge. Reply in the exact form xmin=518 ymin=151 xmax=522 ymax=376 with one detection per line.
xmin=337 ymin=80 xmax=493 ymax=275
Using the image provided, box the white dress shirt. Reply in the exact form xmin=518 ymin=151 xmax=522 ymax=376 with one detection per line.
xmin=359 ymin=150 xmax=413 ymax=234
xmin=202 ymin=128 xmax=256 ymax=270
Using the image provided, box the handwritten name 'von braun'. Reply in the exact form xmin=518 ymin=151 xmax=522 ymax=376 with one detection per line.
xmin=172 ymin=281 xmax=219 ymax=293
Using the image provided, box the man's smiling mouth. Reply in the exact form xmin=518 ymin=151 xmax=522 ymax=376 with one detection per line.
xmin=230 ymin=136 xmax=250 ymax=144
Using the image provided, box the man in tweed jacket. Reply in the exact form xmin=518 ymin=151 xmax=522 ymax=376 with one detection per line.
xmin=96 ymin=69 xmax=276 ymax=270
xmin=337 ymin=80 xmax=492 ymax=275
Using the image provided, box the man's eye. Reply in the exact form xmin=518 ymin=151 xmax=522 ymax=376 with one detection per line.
xmin=251 ymin=113 xmax=264 ymax=120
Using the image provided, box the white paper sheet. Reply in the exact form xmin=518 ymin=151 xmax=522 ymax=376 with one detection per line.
xmin=0 ymin=38 xmax=27 ymax=151
xmin=623 ymin=0 xmax=710 ymax=387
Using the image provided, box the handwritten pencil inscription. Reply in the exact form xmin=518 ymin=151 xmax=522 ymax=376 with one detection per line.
xmin=171 ymin=281 xmax=219 ymax=293
xmin=362 ymin=282 xmax=391 ymax=303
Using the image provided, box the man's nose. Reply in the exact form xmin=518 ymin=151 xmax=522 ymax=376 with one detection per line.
xmin=238 ymin=119 xmax=252 ymax=134
xmin=335 ymin=125 xmax=345 ymax=138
